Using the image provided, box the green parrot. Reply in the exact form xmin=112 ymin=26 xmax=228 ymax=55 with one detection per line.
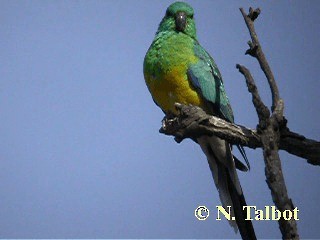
xmin=144 ymin=2 xmax=256 ymax=239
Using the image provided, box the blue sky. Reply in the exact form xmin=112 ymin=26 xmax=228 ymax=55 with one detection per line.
xmin=1 ymin=0 xmax=319 ymax=238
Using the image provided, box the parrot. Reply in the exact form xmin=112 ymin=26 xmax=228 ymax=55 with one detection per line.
xmin=143 ymin=2 xmax=256 ymax=240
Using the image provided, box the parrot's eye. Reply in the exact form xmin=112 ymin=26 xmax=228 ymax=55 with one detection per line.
xmin=165 ymin=10 xmax=173 ymax=17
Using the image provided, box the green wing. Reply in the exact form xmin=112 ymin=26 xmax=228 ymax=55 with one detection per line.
xmin=187 ymin=43 xmax=251 ymax=170
xmin=187 ymin=43 xmax=234 ymax=123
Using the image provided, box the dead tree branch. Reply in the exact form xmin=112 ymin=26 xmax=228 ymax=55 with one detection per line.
xmin=236 ymin=64 xmax=270 ymax=124
xmin=160 ymin=104 xmax=320 ymax=167
xmin=239 ymin=7 xmax=299 ymax=239
xmin=240 ymin=7 xmax=280 ymax=112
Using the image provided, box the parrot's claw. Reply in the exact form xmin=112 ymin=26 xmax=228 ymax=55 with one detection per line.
xmin=159 ymin=104 xmax=210 ymax=143
xmin=161 ymin=116 xmax=176 ymax=130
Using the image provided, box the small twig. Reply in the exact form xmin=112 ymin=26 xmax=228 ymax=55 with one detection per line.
xmin=240 ymin=7 xmax=280 ymax=112
xmin=248 ymin=7 xmax=261 ymax=21
xmin=236 ymin=64 xmax=270 ymax=125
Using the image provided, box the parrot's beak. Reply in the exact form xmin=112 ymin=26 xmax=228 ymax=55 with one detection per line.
xmin=175 ymin=11 xmax=187 ymax=32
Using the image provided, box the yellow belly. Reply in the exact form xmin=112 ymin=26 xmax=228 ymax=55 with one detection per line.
xmin=146 ymin=66 xmax=205 ymax=114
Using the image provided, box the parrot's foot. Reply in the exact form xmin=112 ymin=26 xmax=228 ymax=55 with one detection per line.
xmin=161 ymin=114 xmax=177 ymax=131
xmin=159 ymin=103 xmax=210 ymax=143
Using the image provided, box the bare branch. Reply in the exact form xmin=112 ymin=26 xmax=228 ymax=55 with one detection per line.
xmin=238 ymin=7 xmax=300 ymax=238
xmin=236 ymin=64 xmax=270 ymax=123
xmin=240 ymin=7 xmax=280 ymax=112
xmin=160 ymin=103 xmax=261 ymax=147
xmin=160 ymin=104 xmax=320 ymax=166
xmin=280 ymin=129 xmax=320 ymax=166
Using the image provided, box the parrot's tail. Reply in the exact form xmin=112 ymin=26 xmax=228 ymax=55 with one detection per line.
xmin=197 ymin=136 xmax=256 ymax=240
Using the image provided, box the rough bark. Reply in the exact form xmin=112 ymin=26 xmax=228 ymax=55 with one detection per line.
xmin=160 ymin=103 xmax=320 ymax=167
xmin=239 ymin=8 xmax=299 ymax=239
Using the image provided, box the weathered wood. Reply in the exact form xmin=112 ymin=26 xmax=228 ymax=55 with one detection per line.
xmin=160 ymin=104 xmax=320 ymax=167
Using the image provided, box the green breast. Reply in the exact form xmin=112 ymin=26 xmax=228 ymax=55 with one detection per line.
xmin=144 ymin=32 xmax=203 ymax=114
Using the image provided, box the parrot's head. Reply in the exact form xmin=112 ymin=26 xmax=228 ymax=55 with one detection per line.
xmin=157 ymin=1 xmax=196 ymax=39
